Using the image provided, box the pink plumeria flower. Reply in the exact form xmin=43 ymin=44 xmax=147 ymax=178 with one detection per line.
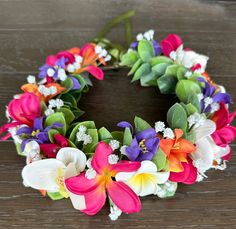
xmin=65 ymin=142 xmax=141 ymax=216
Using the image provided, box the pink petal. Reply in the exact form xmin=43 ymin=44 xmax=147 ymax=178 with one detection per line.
xmin=54 ymin=134 xmax=69 ymax=147
xmin=107 ymin=181 xmax=141 ymax=214
xmin=85 ymin=66 xmax=104 ymax=80
xmin=40 ymin=144 xmax=60 ymax=158
xmin=166 ymin=34 xmax=182 ymax=50
xmin=160 ymin=40 xmax=174 ymax=57
xmin=229 ymin=110 xmax=236 ymax=124
xmin=65 ymin=173 xmax=106 ymax=215
xmin=212 ymin=103 xmax=229 ymax=129
xmin=65 ymin=172 xmax=98 ymax=195
xmin=110 ymin=161 xmax=141 ymax=173
xmin=56 ymin=51 xmax=75 ymax=64
xmin=214 ymin=127 xmax=236 ymax=146
xmin=91 ymin=142 xmax=112 ymax=173
xmin=46 ymin=55 xmax=57 ymax=66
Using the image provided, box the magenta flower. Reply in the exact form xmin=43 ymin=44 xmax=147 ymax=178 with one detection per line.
xmin=65 ymin=142 xmax=141 ymax=215
xmin=161 ymin=34 xmax=182 ymax=57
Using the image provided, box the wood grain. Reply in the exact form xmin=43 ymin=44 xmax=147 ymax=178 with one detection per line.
xmin=0 ymin=0 xmax=236 ymax=228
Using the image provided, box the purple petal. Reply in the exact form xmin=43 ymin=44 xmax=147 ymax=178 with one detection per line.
xmin=125 ymin=138 xmax=141 ymax=161
xmin=70 ymin=76 xmax=81 ymax=90
xmin=16 ymin=127 xmax=33 ymax=135
xmin=152 ymin=40 xmax=162 ymax=56
xmin=145 ymin=137 xmax=160 ymax=155
xmin=213 ymin=92 xmax=232 ymax=104
xmin=117 ymin=121 xmax=133 ymax=133
xmin=130 ymin=42 xmax=138 ymax=50
xmin=44 ymin=122 xmax=64 ymax=132
xmin=56 ymin=56 xmax=66 ymax=68
xmin=136 ymin=151 xmax=155 ymax=161
xmin=33 ymin=117 xmax=44 ymax=131
xmin=37 ymin=132 xmax=50 ymax=143
xmin=136 ymin=128 xmax=156 ymax=142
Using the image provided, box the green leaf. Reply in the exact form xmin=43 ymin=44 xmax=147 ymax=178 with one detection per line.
xmin=152 ymin=63 xmax=171 ymax=78
xmin=180 ymin=103 xmax=199 ymax=116
xmin=177 ymin=66 xmax=188 ymax=80
xmin=140 ymin=71 xmax=157 ymax=86
xmin=128 ymin=59 xmax=142 ymax=75
xmin=132 ymin=63 xmax=151 ymax=82
xmin=152 ymin=148 xmax=167 ymax=171
xmin=69 ymin=121 xmax=96 ymax=142
xmin=45 ymin=112 xmax=67 ymax=135
xmin=15 ymin=142 xmax=25 ymax=157
xmin=150 ymin=56 xmax=173 ymax=66
xmin=165 ymin=64 xmax=179 ymax=76
xmin=185 ymin=130 xmax=196 ymax=143
xmin=167 ymin=103 xmax=188 ymax=131
xmin=157 ymin=74 xmax=178 ymax=94
xmin=98 ymin=127 xmax=113 ymax=140
xmin=59 ymin=93 xmax=77 ymax=108
xmin=57 ymin=107 xmax=75 ymax=125
xmin=47 ymin=192 xmax=64 ymax=200
xmin=175 ymin=80 xmax=201 ymax=104
xmin=138 ymin=40 xmax=155 ymax=62
xmin=157 ymin=182 xmax=178 ymax=198
xmin=134 ymin=116 xmax=151 ymax=133
xmin=61 ymin=78 xmax=74 ymax=93
xmin=48 ymin=129 xmax=60 ymax=143
xmin=83 ymin=129 xmax=98 ymax=154
xmin=187 ymin=93 xmax=201 ymax=112
xmin=120 ymin=49 xmax=138 ymax=66
xmin=123 ymin=127 xmax=133 ymax=145
xmin=111 ymin=131 xmax=124 ymax=143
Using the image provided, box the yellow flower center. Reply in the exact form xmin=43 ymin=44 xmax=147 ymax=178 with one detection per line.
xmin=31 ymin=129 xmax=40 ymax=137
xmin=55 ymin=168 xmax=69 ymax=198
xmin=139 ymin=139 xmax=148 ymax=153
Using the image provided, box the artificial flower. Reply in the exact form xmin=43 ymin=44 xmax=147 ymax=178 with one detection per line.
xmin=65 ymin=142 xmax=141 ymax=215
xmin=125 ymin=128 xmax=160 ymax=161
xmin=160 ymin=129 xmax=196 ymax=172
xmin=211 ymin=103 xmax=236 ymax=160
xmin=22 ymin=140 xmax=41 ymax=164
xmin=40 ymin=133 xmax=70 ymax=158
xmin=116 ymin=160 xmax=170 ymax=196
xmin=21 ymin=82 xmax=65 ymax=102
xmin=190 ymin=119 xmax=230 ymax=175
xmin=161 ymin=34 xmax=182 ymax=57
xmin=169 ymin=157 xmax=197 ymax=184
xmin=22 ymin=147 xmax=87 ymax=205
xmin=16 ymin=116 xmax=63 ymax=152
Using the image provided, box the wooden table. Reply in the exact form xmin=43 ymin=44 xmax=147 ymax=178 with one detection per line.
xmin=0 ymin=0 xmax=235 ymax=228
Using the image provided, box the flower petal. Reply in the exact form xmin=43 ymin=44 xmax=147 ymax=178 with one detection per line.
xmin=56 ymin=147 xmax=86 ymax=172
xmin=110 ymin=161 xmax=141 ymax=174
xmin=91 ymin=142 xmax=112 ymax=173
xmin=194 ymin=120 xmax=216 ymax=141
xmin=107 ymin=181 xmax=141 ymax=214
xmin=85 ymin=66 xmax=104 ymax=80
xmin=22 ymin=159 xmax=65 ymax=192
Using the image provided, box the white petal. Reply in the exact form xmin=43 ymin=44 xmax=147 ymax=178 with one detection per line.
xmin=136 ymin=160 xmax=157 ymax=174
xmin=194 ymin=120 xmax=216 ymax=141
xmin=151 ymin=171 xmax=170 ymax=184
xmin=138 ymin=178 xmax=157 ymax=197
xmin=22 ymin=159 xmax=65 ymax=192
xmin=56 ymin=147 xmax=86 ymax=172
xmin=115 ymin=171 xmax=136 ymax=182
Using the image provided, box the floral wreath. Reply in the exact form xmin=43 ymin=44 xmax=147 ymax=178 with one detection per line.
xmin=0 ymin=26 xmax=235 ymax=220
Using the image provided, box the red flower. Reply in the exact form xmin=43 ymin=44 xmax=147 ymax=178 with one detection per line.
xmin=161 ymin=34 xmax=182 ymax=57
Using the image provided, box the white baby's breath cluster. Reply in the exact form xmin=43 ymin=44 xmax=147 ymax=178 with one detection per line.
xmin=155 ymin=121 xmax=175 ymax=139
xmin=76 ymin=125 xmax=93 ymax=145
xmin=95 ymin=45 xmax=111 ymax=62
xmin=154 ymin=181 xmax=177 ymax=198
xmin=27 ymin=75 xmax=36 ymax=84
xmin=136 ymin=29 xmax=154 ymax=41
xmin=197 ymin=93 xmax=220 ymax=113
xmin=187 ymin=113 xmax=206 ymax=128
xmin=67 ymin=55 xmax=83 ymax=73
xmin=109 ymin=140 xmax=120 ymax=151
xmin=109 ymin=202 xmax=122 ymax=221
xmin=44 ymin=99 xmax=64 ymax=116
xmin=38 ymin=85 xmax=57 ymax=97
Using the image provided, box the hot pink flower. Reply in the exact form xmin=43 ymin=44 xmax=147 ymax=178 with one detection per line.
xmin=211 ymin=103 xmax=236 ymax=160
xmin=161 ymin=34 xmax=182 ymax=57
xmin=46 ymin=50 xmax=75 ymax=66
xmin=169 ymin=158 xmax=197 ymax=184
xmin=65 ymin=142 xmax=141 ymax=215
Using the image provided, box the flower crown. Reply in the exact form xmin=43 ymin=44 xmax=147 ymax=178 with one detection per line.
xmin=0 ymin=29 xmax=235 ymax=221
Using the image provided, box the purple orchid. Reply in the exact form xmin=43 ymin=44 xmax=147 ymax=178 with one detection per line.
xmin=197 ymin=78 xmax=232 ymax=113
xmin=118 ymin=121 xmax=160 ymax=161
xmin=130 ymin=40 xmax=162 ymax=56
xmin=16 ymin=116 xmax=64 ymax=152
xmin=38 ymin=56 xmax=67 ymax=80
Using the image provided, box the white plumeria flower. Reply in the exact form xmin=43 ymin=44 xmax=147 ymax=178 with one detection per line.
xmin=22 ymin=147 xmax=87 ymax=210
xmin=191 ymin=119 xmax=230 ymax=176
xmin=170 ymin=45 xmax=209 ymax=73
xmin=116 ymin=160 xmax=170 ymax=197
xmin=27 ymin=75 xmax=36 ymax=84
xmin=109 ymin=140 xmax=120 ymax=150
xmin=155 ymin=121 xmax=165 ymax=133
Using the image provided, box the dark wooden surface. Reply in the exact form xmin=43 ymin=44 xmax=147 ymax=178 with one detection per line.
xmin=0 ymin=0 xmax=236 ymax=228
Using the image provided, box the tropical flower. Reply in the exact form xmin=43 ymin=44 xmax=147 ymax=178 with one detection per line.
xmin=211 ymin=103 xmax=236 ymax=160
xmin=161 ymin=34 xmax=182 ymax=57
xmin=130 ymin=30 xmax=162 ymax=56
xmin=197 ymin=78 xmax=231 ymax=113
xmin=22 ymin=147 xmax=87 ymax=208
xmin=125 ymin=128 xmax=160 ymax=161
xmin=190 ymin=119 xmax=230 ymax=176
xmin=116 ymin=160 xmax=170 ymax=196
xmin=160 ymin=129 xmax=196 ymax=172
xmin=169 ymin=157 xmax=197 ymax=184
xmin=40 ymin=133 xmax=70 ymax=158
xmin=16 ymin=116 xmax=64 ymax=152
xmin=65 ymin=142 xmax=141 ymax=215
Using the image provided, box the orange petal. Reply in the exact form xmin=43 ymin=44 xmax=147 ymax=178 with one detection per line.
xmin=160 ymin=139 xmax=174 ymax=156
xmin=39 ymin=189 xmax=47 ymax=196
xmin=21 ymin=84 xmax=44 ymax=100
xmin=174 ymin=129 xmax=183 ymax=141
xmin=44 ymin=83 xmax=65 ymax=101
xmin=68 ymin=47 xmax=81 ymax=55
xmin=178 ymin=139 xmax=196 ymax=154
xmin=168 ymin=154 xmax=184 ymax=172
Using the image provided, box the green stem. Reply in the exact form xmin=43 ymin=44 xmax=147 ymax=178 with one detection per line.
xmin=125 ymin=19 xmax=132 ymax=47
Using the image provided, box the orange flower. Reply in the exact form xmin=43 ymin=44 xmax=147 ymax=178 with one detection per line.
xmin=21 ymin=83 xmax=65 ymax=102
xmin=160 ymin=129 xmax=196 ymax=172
